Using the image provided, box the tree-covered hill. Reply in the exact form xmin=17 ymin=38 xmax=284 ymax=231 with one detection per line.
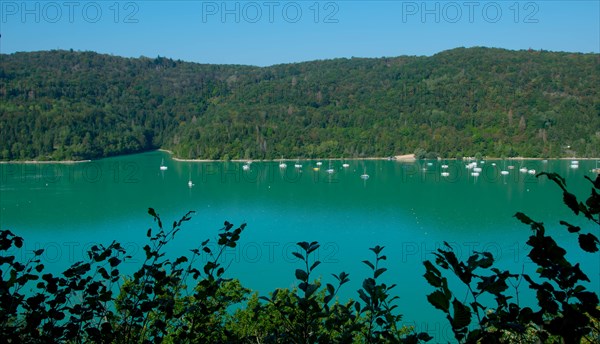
xmin=1 ymin=47 xmax=599 ymax=160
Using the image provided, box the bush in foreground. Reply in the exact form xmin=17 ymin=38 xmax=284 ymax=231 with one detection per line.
xmin=1 ymin=173 xmax=598 ymax=343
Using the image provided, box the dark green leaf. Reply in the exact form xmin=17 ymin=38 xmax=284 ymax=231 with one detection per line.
xmin=310 ymin=260 xmax=321 ymax=272
xmin=295 ymin=269 xmax=308 ymax=282
xmin=362 ymin=260 xmax=375 ymax=270
xmin=291 ymin=251 xmax=304 ymax=261
xmin=563 ymin=192 xmax=580 ymax=215
xmin=450 ymin=299 xmax=471 ymax=329
xmin=427 ymin=290 xmax=450 ymax=313
xmin=374 ymin=267 xmax=387 ymax=279
xmin=578 ymin=233 xmax=599 ymax=253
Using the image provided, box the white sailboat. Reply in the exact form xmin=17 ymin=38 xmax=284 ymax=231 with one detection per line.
xmin=591 ymin=160 xmax=600 ymax=174
xmin=571 ymin=160 xmax=579 ymax=169
xmin=326 ymin=160 xmax=334 ymax=174
xmin=279 ymin=157 xmax=287 ymax=169
xmin=188 ymin=168 xmax=194 ymax=188
xmin=500 ymin=159 xmax=509 ymax=176
xmin=360 ymin=167 xmax=369 ymax=180
xmin=160 ymin=158 xmax=168 ymax=171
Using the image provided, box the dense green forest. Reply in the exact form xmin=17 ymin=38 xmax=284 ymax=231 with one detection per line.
xmin=1 ymin=47 xmax=599 ymax=161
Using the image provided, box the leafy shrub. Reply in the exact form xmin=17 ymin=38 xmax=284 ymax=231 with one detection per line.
xmin=424 ymin=173 xmax=600 ymax=343
xmin=1 ymin=173 xmax=598 ymax=343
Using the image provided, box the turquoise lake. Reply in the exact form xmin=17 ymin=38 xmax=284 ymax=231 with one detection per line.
xmin=1 ymin=152 xmax=599 ymax=342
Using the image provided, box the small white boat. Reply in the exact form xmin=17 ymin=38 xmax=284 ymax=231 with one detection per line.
xmin=473 ymin=167 xmax=482 ymax=173
xmin=500 ymin=170 xmax=509 ymax=175
xmin=279 ymin=157 xmax=287 ymax=169
xmin=471 ymin=172 xmax=480 ymax=177
xmin=519 ymin=167 xmax=528 ymax=173
xmin=187 ymin=169 xmax=194 ymax=188
xmin=570 ymin=160 xmax=579 ymax=169
xmin=159 ymin=158 xmax=168 ymax=171
xmin=441 ymin=172 xmax=450 ymax=177
xmin=528 ymin=169 xmax=536 ymax=175
xmin=326 ymin=160 xmax=334 ymax=174
xmin=316 ymin=161 xmax=323 ymax=166
xmin=242 ymin=164 xmax=250 ymax=171
xmin=342 ymin=163 xmax=350 ymax=168
xmin=441 ymin=164 xmax=449 ymax=169
xmin=360 ymin=167 xmax=370 ymax=180
xmin=508 ymin=165 xmax=515 ymax=170
xmin=294 ymin=159 xmax=302 ymax=169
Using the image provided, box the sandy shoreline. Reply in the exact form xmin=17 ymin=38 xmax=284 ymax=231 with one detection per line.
xmin=0 ymin=160 xmax=91 ymax=164
xmin=0 ymin=150 xmax=597 ymax=164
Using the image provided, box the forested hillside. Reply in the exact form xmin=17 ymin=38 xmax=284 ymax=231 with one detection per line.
xmin=1 ymin=47 xmax=599 ymax=160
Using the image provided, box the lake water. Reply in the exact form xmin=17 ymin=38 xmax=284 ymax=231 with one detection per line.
xmin=1 ymin=152 xmax=598 ymax=342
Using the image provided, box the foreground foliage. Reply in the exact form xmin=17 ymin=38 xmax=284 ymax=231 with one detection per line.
xmin=0 ymin=173 xmax=598 ymax=343
xmin=425 ymin=173 xmax=600 ymax=343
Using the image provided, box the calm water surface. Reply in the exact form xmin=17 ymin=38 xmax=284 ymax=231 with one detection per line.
xmin=1 ymin=152 xmax=599 ymax=341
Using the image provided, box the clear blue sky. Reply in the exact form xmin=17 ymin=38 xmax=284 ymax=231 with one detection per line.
xmin=1 ymin=1 xmax=598 ymax=66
